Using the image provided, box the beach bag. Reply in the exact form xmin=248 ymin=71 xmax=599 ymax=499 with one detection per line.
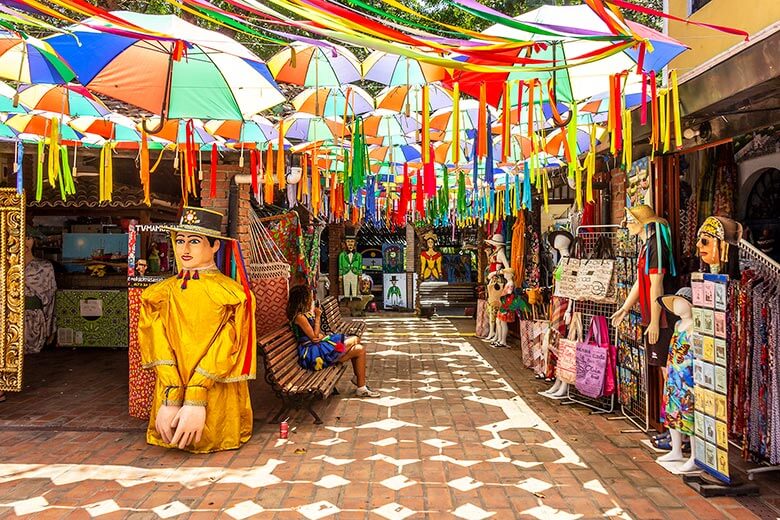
xmin=556 ymin=312 xmax=582 ymax=384
xmin=575 ymin=316 xmax=616 ymax=398
xmin=581 ymin=236 xmax=617 ymax=304
xmin=297 ymin=336 xmax=344 ymax=371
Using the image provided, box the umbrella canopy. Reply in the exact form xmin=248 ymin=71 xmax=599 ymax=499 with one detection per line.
xmin=0 ymin=32 xmax=76 ymax=84
xmin=143 ymin=117 xmax=219 ymax=145
xmin=5 ymin=113 xmax=83 ymax=142
xmin=46 ymin=11 xmax=285 ymax=120
xmin=268 ymin=42 xmax=361 ymax=87
xmin=17 ymin=83 xmax=110 ymax=117
xmin=432 ymin=141 xmax=469 ymax=165
xmin=449 ymin=5 xmax=687 ymax=108
xmin=362 ymin=110 xmax=420 ymax=138
xmin=204 ymin=116 xmax=279 ymax=145
xmin=362 ymin=51 xmax=449 ymax=86
xmin=369 ymin=144 xmax=421 ymax=164
xmin=543 ymin=125 xmax=607 ymax=157
xmin=0 ymin=121 xmax=19 ymax=140
xmin=375 ymin=83 xmax=452 ymax=114
xmin=283 ymin=114 xmax=347 ymax=143
xmin=292 ymin=85 xmax=374 ymax=117
xmin=0 ymin=80 xmax=27 ymax=114
xmin=67 ymin=113 xmax=167 ymax=147
xmin=429 ymin=99 xmax=496 ymax=137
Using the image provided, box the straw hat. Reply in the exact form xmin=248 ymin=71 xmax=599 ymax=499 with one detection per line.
xmin=626 ymin=204 xmax=669 ymax=227
xmin=485 ymin=233 xmax=505 ymax=247
xmin=161 ymin=207 xmax=232 ymax=241
xmin=658 ymin=287 xmax=693 ymax=316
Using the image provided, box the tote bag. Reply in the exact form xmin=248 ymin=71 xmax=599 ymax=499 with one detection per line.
xmin=575 ymin=316 xmax=616 ymax=398
xmin=556 ymin=312 xmax=582 ymax=384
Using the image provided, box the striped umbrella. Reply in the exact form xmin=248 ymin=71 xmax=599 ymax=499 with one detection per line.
xmin=0 ymin=32 xmax=76 ymax=84
xmin=17 ymin=83 xmax=110 ymax=117
xmin=362 ymin=51 xmax=449 ymax=86
xmin=292 ymin=86 xmax=374 ymax=117
xmin=268 ymin=42 xmax=361 ymax=87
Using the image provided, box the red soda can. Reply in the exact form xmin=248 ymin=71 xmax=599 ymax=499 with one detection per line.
xmin=280 ymin=420 xmax=289 ymax=439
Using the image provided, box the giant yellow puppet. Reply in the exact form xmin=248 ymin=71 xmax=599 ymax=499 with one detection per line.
xmin=140 ymin=207 xmax=256 ymax=453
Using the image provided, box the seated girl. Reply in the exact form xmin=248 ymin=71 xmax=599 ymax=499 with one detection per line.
xmin=286 ymin=285 xmax=380 ymax=398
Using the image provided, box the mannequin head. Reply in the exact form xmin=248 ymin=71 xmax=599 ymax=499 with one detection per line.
xmin=624 ymin=205 xmax=669 ymax=241
xmin=697 ymin=216 xmax=742 ymax=274
xmin=548 ymin=230 xmax=574 ymax=258
xmin=485 ymin=233 xmax=505 ymax=255
xmin=164 ymin=207 xmax=230 ymax=271
xmin=658 ymin=287 xmax=693 ymax=320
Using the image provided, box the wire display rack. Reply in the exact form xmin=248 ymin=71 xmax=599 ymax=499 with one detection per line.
xmin=564 ymin=225 xmax=620 ymax=414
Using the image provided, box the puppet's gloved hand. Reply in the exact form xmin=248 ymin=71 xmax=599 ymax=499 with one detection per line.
xmin=171 ymin=405 xmax=206 ymax=450
xmin=155 ymin=405 xmax=180 ymax=444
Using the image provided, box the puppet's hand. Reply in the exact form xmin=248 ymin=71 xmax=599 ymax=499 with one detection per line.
xmin=155 ymin=405 xmax=180 ymax=444
xmin=171 ymin=405 xmax=206 ymax=449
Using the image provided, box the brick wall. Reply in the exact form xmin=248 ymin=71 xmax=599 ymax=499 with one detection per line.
xmin=327 ymin=222 xmax=344 ymax=297
xmin=200 ymin=163 xmax=251 ymax=261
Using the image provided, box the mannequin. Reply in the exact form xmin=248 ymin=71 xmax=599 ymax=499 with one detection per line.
xmin=420 ymin=230 xmax=443 ymax=281
xmin=696 ymin=216 xmax=742 ymax=276
xmin=483 ymin=233 xmax=510 ymax=343
xmin=23 ymin=226 xmax=57 ymax=355
xmin=541 ymin=230 xmax=573 ymax=398
xmin=339 ymin=233 xmax=362 ymax=300
xmin=140 ymin=207 xmax=256 ymax=453
xmin=493 ymin=268 xmax=516 ymax=348
xmin=656 ymin=288 xmax=696 ymax=471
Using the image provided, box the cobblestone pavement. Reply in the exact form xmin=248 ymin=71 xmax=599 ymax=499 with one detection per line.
xmin=0 ymin=316 xmax=767 ymax=519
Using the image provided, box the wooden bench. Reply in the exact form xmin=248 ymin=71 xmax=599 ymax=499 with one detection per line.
xmin=257 ymin=326 xmax=348 ymax=424
xmin=418 ymin=282 xmax=477 ymax=318
xmin=320 ymin=296 xmax=367 ymax=337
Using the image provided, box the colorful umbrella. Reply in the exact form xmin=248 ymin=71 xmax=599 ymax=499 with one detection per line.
xmin=204 ymin=116 xmax=279 ymax=145
xmin=17 ymin=83 xmax=110 ymax=117
xmin=375 ymin=84 xmax=452 ymax=114
xmin=449 ymin=5 xmax=687 ymax=109
xmin=362 ymin=51 xmax=449 ymax=86
xmin=142 ymin=117 xmax=219 ymax=145
xmin=268 ymin=42 xmax=361 ymax=87
xmin=5 ymin=113 xmax=83 ymax=142
xmin=0 ymin=32 xmax=76 ymax=84
xmin=432 ymin=141 xmax=469 ymax=165
xmin=0 ymin=80 xmax=27 ymax=113
xmin=429 ymin=99 xmax=496 ymax=137
xmin=0 ymin=120 xmax=19 ymax=139
xmin=369 ymin=144 xmax=421 ymax=164
xmin=47 ymin=12 xmax=285 ymax=121
xmin=283 ymin=114 xmax=347 ymax=143
xmin=292 ymin=85 xmax=374 ymax=117
xmin=362 ymin=110 xmax=420 ymax=138
xmin=543 ymin=125 xmax=607 ymax=157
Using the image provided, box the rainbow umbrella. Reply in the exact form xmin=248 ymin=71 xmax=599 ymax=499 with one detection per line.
xmin=0 ymin=32 xmax=76 ymax=84
xmin=204 ymin=116 xmax=278 ymax=145
xmin=0 ymin=80 xmax=27 ymax=113
xmin=369 ymin=144 xmax=421 ymax=164
xmin=362 ymin=50 xmax=449 ymax=86
xmin=429 ymin=99 xmax=496 ymax=137
xmin=543 ymin=125 xmax=607 ymax=157
xmin=0 ymin=120 xmax=19 ymax=139
xmin=376 ymin=84 xmax=452 ymax=114
xmin=283 ymin=114 xmax=347 ymax=143
xmin=47 ymin=12 xmax=285 ymax=121
xmin=431 ymin=141 xmax=469 ymax=165
xmin=362 ymin=109 xmax=420 ymax=138
xmin=17 ymin=83 xmax=110 ymax=117
xmin=141 ymin=117 xmax=219 ymax=145
xmin=5 ymin=113 xmax=84 ymax=142
xmin=268 ymin=42 xmax=361 ymax=87
xmin=292 ymin=85 xmax=374 ymax=117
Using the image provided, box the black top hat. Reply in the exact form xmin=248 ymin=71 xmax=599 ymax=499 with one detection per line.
xmin=389 ymin=275 xmax=399 ymax=282
xmin=161 ymin=207 xmax=233 ymax=241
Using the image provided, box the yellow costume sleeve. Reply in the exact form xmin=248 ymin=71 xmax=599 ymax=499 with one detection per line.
xmin=184 ymin=287 xmax=256 ymax=406
xmin=139 ymin=283 xmax=184 ymax=406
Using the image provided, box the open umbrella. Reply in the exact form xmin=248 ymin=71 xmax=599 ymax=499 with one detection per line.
xmin=362 ymin=50 xmax=449 ymax=86
xmin=268 ymin=42 xmax=361 ymax=87
xmin=448 ymin=4 xmax=687 ymax=109
xmin=204 ymin=116 xmax=279 ymax=146
xmin=5 ymin=113 xmax=83 ymax=142
xmin=0 ymin=32 xmax=76 ymax=84
xmin=362 ymin=109 xmax=420 ymax=138
xmin=283 ymin=114 xmax=347 ymax=143
xmin=292 ymin=85 xmax=374 ymax=117
xmin=46 ymin=11 xmax=285 ymax=124
xmin=369 ymin=144 xmax=421 ymax=164
xmin=17 ymin=83 xmax=110 ymax=117
xmin=0 ymin=80 xmax=27 ymax=113
xmin=543 ymin=125 xmax=607 ymax=157
xmin=142 ymin=117 xmax=219 ymax=145
xmin=375 ymin=84 xmax=452 ymax=114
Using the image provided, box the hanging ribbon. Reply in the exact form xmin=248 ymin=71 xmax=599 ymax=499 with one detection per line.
xmin=14 ymin=141 xmax=23 ymax=194
xmin=485 ymin=112 xmax=494 ymax=187
xmin=59 ymin=145 xmax=74 ymax=200
xmin=140 ymin=128 xmax=151 ymax=206
xmin=47 ymin=118 xmax=60 ymax=187
xmin=477 ymin=82 xmax=487 ymax=158
xmin=457 ymin=170 xmax=466 ymax=216
xmin=452 ymin=82 xmax=460 ymax=165
xmin=659 ymin=88 xmax=669 ymax=153
xmin=421 ymin=85 xmax=430 ymax=163
xmin=184 ymin=119 xmax=196 ymax=181
xmin=640 ymin=72 xmax=648 ymax=126
xmin=35 ymin=140 xmax=43 ymax=202
xmin=526 ymin=79 xmax=536 ymax=141
xmin=522 ymin=161 xmax=531 ymax=210
xmin=424 ymin=144 xmax=436 ymax=198
xmin=99 ymin=142 xmax=113 ymax=202
xmin=312 ymin=151 xmax=321 ymax=214
xmin=670 ymin=69 xmax=682 ymax=149
xmin=501 ymin=81 xmax=510 ymax=162
xmin=415 ymin=167 xmax=425 ymax=218
xmin=250 ymin=149 xmax=258 ymax=196
xmin=650 ymin=70 xmax=658 ymax=156
xmin=623 ymin=108 xmax=633 ymax=168
xmin=264 ymin=145 xmax=274 ymax=203
xmin=276 ymin=122 xmax=286 ymax=189
xmin=209 ymin=143 xmax=218 ymax=198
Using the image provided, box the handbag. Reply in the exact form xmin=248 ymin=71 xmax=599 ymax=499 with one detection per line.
xmin=556 ymin=312 xmax=582 ymax=384
xmin=576 ymin=236 xmax=617 ymax=303
xmin=575 ymin=316 xmax=617 ymax=398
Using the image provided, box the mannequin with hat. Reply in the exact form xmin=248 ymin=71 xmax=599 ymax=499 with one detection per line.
xmin=696 ymin=216 xmax=742 ymax=276
xmin=656 ymin=288 xmax=697 ymax=471
xmin=338 ymin=232 xmax=362 ymax=300
xmin=541 ymin=229 xmax=574 ymax=398
xmin=482 ymin=233 xmax=510 ymax=343
xmin=420 ymin=230 xmax=443 ymax=281
xmin=386 ymin=275 xmax=402 ymax=307
xmin=139 ymin=207 xmax=256 ymax=453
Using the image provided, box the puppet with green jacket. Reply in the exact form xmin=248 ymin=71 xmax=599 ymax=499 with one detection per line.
xmin=338 ymin=233 xmax=362 ymax=299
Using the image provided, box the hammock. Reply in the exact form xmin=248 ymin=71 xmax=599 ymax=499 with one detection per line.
xmin=249 ymin=211 xmax=291 ymax=338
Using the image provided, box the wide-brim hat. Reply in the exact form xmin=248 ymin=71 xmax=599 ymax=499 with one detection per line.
xmin=698 ymin=216 xmax=743 ymax=245
xmin=160 ymin=206 xmax=233 ymax=241
xmin=548 ymin=229 xmax=574 ymax=248
xmin=658 ymin=287 xmax=693 ymax=315
xmin=627 ymin=204 xmax=669 ymax=228
xmin=485 ymin=233 xmax=505 ymax=247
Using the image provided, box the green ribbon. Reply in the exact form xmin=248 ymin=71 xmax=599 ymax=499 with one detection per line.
xmin=36 ymin=140 xmax=43 ymax=202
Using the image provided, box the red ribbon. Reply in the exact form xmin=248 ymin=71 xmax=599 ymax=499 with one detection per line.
xmin=415 ymin=168 xmax=425 ymax=218
xmin=210 ymin=143 xmax=218 ymax=198
xmin=250 ymin=149 xmax=258 ymax=196
xmin=640 ymin=72 xmax=648 ymax=126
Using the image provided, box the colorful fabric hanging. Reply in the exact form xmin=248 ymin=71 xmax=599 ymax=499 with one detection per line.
xmin=140 ymin=128 xmax=151 ymax=205
xmin=276 ymin=122 xmax=286 ymax=189
xmin=670 ymin=69 xmax=682 ymax=149
xmin=58 ymin=145 xmax=75 ymax=200
xmin=14 ymin=141 xmax=23 ymax=194
xmin=35 ymin=140 xmax=43 ymax=202
xmin=477 ymin=82 xmax=487 ymax=158
xmin=99 ymin=141 xmax=113 ymax=202
xmin=452 ymin=82 xmax=460 ymax=165
xmin=265 ymin=145 xmax=275 ymax=203
xmin=250 ymin=149 xmax=259 ymax=196
xmin=484 ymin=112 xmax=494 ymax=186
xmin=424 ymin=144 xmax=436 ymax=198
xmin=47 ymin=118 xmax=60 ymax=187
xmin=457 ymin=170 xmax=466 ymax=216
xmin=209 ymin=143 xmax=218 ymax=198
xmin=522 ymin=161 xmax=532 ymax=210
xmin=501 ymin=81 xmax=510 ymax=162
xmin=311 ymin=153 xmax=321 ymax=213
xmin=421 ymin=85 xmax=430 ymax=163
xmin=415 ymin=167 xmax=425 ymax=218
xmin=351 ymin=117 xmax=367 ymax=202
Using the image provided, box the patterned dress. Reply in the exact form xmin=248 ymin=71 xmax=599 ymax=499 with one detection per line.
xmin=292 ymin=312 xmax=346 ymax=371
xmin=664 ymin=327 xmax=695 ymax=435
xmin=25 ymin=258 xmax=57 ymax=354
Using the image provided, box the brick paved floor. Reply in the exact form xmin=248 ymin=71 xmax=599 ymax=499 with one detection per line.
xmin=0 ymin=316 xmax=775 ymax=519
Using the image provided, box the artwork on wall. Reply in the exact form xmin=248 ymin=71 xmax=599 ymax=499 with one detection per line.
xmin=382 ymin=243 xmax=404 ymax=274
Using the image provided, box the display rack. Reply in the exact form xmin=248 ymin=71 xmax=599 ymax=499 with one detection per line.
xmin=564 ymin=225 xmax=619 ymax=414
xmin=738 ymin=239 xmax=780 ymax=481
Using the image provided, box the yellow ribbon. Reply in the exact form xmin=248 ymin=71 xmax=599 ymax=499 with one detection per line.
xmin=670 ymin=69 xmax=682 ymax=149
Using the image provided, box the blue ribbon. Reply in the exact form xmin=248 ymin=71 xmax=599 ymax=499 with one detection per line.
xmin=15 ymin=141 xmax=23 ymax=194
